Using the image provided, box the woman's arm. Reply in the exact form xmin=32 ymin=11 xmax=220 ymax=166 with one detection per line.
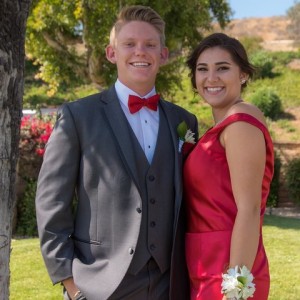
xmin=221 ymin=120 xmax=266 ymax=269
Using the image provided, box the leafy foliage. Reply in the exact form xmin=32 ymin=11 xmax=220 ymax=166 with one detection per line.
xmin=16 ymin=114 xmax=55 ymax=236
xmin=270 ymin=50 xmax=300 ymax=66
xmin=26 ymin=0 xmax=231 ymax=95
xmin=16 ymin=179 xmax=38 ymax=237
xmin=285 ymin=157 xmax=300 ymax=204
xmin=249 ymin=87 xmax=283 ymax=120
xmin=20 ymin=114 xmax=55 ymax=156
xmin=250 ymin=50 xmax=275 ymax=79
xmin=267 ymin=151 xmax=281 ymax=207
xmin=239 ymin=36 xmax=263 ymax=55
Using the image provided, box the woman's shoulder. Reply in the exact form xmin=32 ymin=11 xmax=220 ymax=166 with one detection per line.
xmin=228 ymin=101 xmax=267 ymax=126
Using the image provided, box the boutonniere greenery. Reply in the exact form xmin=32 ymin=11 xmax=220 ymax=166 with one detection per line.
xmin=177 ymin=121 xmax=196 ymax=153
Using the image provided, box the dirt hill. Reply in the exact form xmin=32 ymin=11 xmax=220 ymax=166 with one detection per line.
xmin=213 ymin=16 xmax=296 ymax=52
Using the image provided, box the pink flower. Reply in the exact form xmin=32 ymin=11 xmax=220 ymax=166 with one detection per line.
xmin=20 ymin=114 xmax=55 ymax=157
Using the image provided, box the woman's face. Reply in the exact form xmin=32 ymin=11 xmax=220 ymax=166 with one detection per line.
xmin=194 ymin=46 xmax=247 ymax=109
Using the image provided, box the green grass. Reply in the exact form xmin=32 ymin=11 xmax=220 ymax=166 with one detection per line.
xmin=244 ymin=69 xmax=300 ymax=108
xmin=263 ymin=215 xmax=300 ymax=300
xmin=10 ymin=238 xmax=61 ymax=299
xmin=9 ymin=215 xmax=300 ymax=299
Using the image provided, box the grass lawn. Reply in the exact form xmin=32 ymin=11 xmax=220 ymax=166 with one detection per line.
xmin=10 ymin=215 xmax=300 ymax=299
xmin=263 ymin=215 xmax=300 ymax=299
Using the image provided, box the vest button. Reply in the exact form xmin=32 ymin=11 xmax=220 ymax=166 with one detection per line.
xmin=136 ymin=207 xmax=142 ymax=213
xmin=128 ymin=248 xmax=135 ymax=255
xmin=148 ymin=175 xmax=155 ymax=181
xmin=149 ymin=198 xmax=156 ymax=204
xmin=150 ymin=221 xmax=156 ymax=227
xmin=150 ymin=244 xmax=156 ymax=251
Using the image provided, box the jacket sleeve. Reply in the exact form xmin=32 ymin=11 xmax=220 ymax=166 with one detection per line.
xmin=35 ymin=104 xmax=80 ymax=284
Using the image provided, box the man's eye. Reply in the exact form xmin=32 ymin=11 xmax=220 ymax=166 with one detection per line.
xmin=124 ymin=42 xmax=134 ymax=47
xmin=147 ymin=43 xmax=157 ymax=48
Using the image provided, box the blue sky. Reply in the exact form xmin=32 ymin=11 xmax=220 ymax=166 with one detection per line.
xmin=228 ymin=0 xmax=297 ymax=19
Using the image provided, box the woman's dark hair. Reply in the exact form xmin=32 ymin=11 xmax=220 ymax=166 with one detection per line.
xmin=187 ymin=33 xmax=256 ymax=90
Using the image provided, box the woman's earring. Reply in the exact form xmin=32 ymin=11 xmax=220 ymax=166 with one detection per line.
xmin=240 ymin=78 xmax=246 ymax=84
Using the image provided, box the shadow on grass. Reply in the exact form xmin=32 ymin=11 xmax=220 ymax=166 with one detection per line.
xmin=278 ymin=111 xmax=296 ymax=121
xmin=264 ymin=215 xmax=300 ymax=230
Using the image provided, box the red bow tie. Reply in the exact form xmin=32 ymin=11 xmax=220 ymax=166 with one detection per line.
xmin=128 ymin=94 xmax=160 ymax=114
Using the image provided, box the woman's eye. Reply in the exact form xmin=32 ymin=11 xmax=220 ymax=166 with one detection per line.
xmin=218 ymin=66 xmax=229 ymax=71
xmin=197 ymin=67 xmax=207 ymax=72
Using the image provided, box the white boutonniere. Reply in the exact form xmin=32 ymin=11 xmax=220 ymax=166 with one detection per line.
xmin=221 ymin=265 xmax=256 ymax=299
xmin=177 ymin=121 xmax=196 ymax=153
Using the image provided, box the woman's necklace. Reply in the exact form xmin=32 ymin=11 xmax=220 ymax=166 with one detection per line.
xmin=214 ymin=99 xmax=244 ymax=127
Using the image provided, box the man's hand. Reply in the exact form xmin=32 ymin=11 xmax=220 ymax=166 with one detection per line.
xmin=62 ymin=277 xmax=84 ymax=300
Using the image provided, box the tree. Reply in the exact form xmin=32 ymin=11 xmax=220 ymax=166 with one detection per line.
xmin=0 ymin=0 xmax=32 ymax=298
xmin=287 ymin=1 xmax=300 ymax=45
xmin=26 ymin=0 xmax=231 ymax=96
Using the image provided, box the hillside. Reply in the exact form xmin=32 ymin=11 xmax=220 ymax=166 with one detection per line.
xmin=213 ymin=16 xmax=297 ymax=52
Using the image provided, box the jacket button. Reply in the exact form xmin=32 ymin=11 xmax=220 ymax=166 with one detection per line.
xmin=150 ymin=244 xmax=156 ymax=251
xmin=148 ymin=175 xmax=155 ymax=181
xmin=149 ymin=198 xmax=156 ymax=204
xmin=150 ymin=221 xmax=156 ymax=227
xmin=136 ymin=207 xmax=142 ymax=213
xmin=129 ymin=248 xmax=135 ymax=255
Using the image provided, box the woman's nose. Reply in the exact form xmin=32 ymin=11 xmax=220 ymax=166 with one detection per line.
xmin=207 ymin=71 xmax=218 ymax=82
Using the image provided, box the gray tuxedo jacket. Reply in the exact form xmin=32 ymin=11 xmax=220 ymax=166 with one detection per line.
xmin=35 ymin=86 xmax=198 ymax=300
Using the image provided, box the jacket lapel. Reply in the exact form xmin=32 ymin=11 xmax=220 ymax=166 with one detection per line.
xmin=101 ymin=87 xmax=141 ymax=191
xmin=159 ymin=100 xmax=183 ymax=229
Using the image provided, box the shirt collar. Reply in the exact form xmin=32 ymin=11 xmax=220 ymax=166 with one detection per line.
xmin=115 ymin=79 xmax=157 ymax=107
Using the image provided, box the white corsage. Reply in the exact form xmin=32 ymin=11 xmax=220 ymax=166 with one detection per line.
xmin=221 ymin=265 xmax=256 ymax=299
xmin=177 ymin=121 xmax=196 ymax=152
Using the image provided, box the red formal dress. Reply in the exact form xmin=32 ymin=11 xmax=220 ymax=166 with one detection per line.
xmin=183 ymin=113 xmax=274 ymax=300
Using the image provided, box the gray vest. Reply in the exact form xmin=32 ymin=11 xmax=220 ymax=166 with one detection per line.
xmin=128 ymin=107 xmax=175 ymax=275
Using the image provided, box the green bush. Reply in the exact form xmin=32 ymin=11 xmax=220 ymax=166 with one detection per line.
xmin=249 ymin=87 xmax=283 ymax=120
xmin=239 ymin=36 xmax=263 ymax=55
xmin=285 ymin=157 xmax=300 ymax=205
xmin=271 ymin=51 xmax=300 ymax=66
xmin=250 ymin=50 xmax=275 ymax=79
xmin=267 ymin=151 xmax=281 ymax=207
xmin=16 ymin=179 xmax=38 ymax=236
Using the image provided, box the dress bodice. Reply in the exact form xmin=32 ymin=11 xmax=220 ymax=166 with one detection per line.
xmin=184 ymin=113 xmax=274 ymax=233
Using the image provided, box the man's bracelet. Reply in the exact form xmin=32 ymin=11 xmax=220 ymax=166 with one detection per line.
xmin=74 ymin=290 xmax=87 ymax=300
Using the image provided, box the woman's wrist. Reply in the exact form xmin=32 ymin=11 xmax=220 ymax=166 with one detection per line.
xmin=221 ymin=265 xmax=255 ymax=300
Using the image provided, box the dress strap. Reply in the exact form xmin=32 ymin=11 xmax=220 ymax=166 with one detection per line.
xmin=214 ymin=113 xmax=273 ymax=149
xmin=215 ymin=113 xmax=267 ymax=133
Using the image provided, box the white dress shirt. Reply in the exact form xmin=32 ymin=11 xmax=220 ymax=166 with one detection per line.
xmin=115 ymin=80 xmax=159 ymax=164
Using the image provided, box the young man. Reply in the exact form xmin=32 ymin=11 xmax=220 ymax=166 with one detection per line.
xmin=36 ymin=5 xmax=198 ymax=300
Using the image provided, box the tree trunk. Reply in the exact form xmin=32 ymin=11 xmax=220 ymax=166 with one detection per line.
xmin=0 ymin=1 xmax=31 ymax=299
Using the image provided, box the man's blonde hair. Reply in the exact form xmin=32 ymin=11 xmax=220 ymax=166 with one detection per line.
xmin=109 ymin=5 xmax=166 ymax=46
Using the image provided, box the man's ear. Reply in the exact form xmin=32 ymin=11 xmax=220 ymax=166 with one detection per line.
xmin=106 ymin=45 xmax=116 ymax=64
xmin=160 ymin=47 xmax=169 ymax=65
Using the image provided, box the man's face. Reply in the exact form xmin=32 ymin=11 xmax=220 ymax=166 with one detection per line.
xmin=106 ymin=21 xmax=168 ymax=96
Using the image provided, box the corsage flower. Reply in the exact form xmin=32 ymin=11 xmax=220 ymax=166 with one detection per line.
xmin=177 ymin=121 xmax=196 ymax=154
xmin=221 ymin=265 xmax=256 ymax=299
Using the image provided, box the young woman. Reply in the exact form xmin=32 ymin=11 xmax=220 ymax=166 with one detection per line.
xmin=184 ymin=33 xmax=274 ymax=300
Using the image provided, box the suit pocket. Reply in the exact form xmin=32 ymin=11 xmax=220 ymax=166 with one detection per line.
xmin=73 ymin=236 xmax=109 ymax=265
